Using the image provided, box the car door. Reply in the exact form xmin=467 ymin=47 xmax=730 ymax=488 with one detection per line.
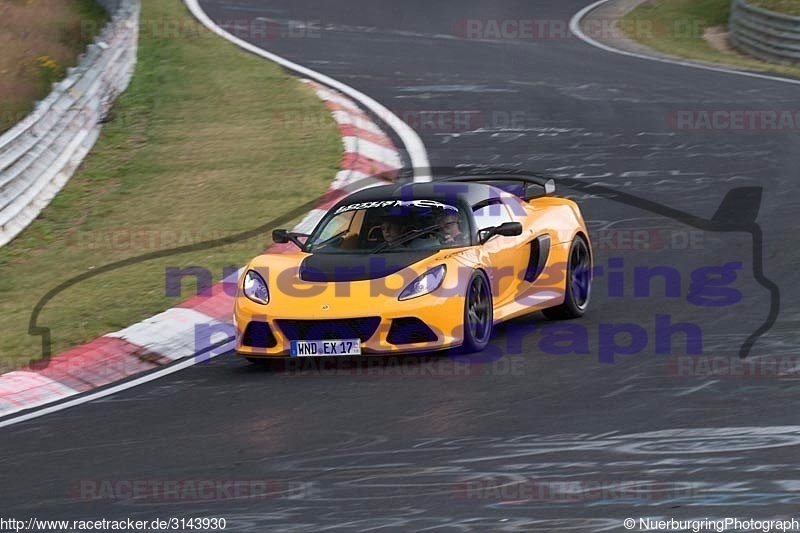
xmin=472 ymin=199 xmax=529 ymax=309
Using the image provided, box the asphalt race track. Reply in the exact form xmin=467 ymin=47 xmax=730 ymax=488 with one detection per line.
xmin=3 ymin=0 xmax=800 ymax=530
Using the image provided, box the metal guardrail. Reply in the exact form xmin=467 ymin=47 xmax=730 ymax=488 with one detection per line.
xmin=0 ymin=0 xmax=140 ymax=247
xmin=730 ymin=0 xmax=800 ymax=65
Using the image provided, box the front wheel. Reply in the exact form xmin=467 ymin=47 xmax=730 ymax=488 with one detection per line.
xmin=462 ymin=270 xmax=494 ymax=352
xmin=542 ymin=235 xmax=591 ymax=320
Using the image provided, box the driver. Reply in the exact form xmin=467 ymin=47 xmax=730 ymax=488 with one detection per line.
xmin=380 ymin=215 xmax=432 ymax=249
xmin=437 ymin=210 xmax=465 ymax=245
xmin=380 ymin=219 xmax=406 ymax=244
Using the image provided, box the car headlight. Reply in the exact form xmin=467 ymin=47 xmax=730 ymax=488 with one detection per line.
xmin=399 ymin=265 xmax=446 ymax=301
xmin=243 ymin=269 xmax=269 ymax=304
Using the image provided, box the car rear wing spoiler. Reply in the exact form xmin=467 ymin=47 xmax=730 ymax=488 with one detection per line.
xmin=437 ymin=174 xmax=555 ymax=200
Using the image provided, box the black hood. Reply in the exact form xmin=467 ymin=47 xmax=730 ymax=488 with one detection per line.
xmin=299 ymin=251 xmax=435 ymax=282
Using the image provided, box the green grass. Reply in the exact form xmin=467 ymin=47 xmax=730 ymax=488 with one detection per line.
xmin=0 ymin=0 xmax=109 ymax=133
xmin=0 ymin=0 xmax=342 ymax=366
xmin=621 ymin=0 xmax=800 ymax=78
xmin=749 ymin=0 xmax=800 ymax=16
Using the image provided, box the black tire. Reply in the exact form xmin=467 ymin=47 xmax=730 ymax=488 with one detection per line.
xmin=461 ymin=270 xmax=494 ymax=352
xmin=542 ymin=235 xmax=591 ymax=320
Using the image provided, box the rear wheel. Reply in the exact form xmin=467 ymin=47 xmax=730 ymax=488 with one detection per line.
xmin=542 ymin=235 xmax=591 ymax=320
xmin=462 ymin=270 xmax=493 ymax=352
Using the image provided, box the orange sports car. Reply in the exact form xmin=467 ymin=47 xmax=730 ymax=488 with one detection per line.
xmin=233 ymin=175 xmax=592 ymax=362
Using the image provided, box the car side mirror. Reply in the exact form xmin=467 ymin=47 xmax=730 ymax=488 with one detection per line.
xmin=272 ymin=229 xmax=290 ymax=243
xmin=272 ymin=229 xmax=308 ymax=251
xmin=479 ymin=222 xmax=522 ymax=244
xmin=495 ymin=221 xmax=523 ymax=237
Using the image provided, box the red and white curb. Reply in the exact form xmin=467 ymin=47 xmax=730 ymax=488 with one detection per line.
xmin=0 ymin=81 xmax=406 ymax=423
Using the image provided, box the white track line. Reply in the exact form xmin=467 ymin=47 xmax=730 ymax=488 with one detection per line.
xmin=184 ymin=0 xmax=432 ymax=180
xmin=570 ymin=0 xmax=800 ymax=86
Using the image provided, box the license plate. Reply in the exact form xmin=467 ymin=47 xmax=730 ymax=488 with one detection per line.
xmin=290 ymin=339 xmax=361 ymax=357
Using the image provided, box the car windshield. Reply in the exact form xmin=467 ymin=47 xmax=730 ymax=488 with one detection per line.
xmin=305 ymin=199 xmax=470 ymax=253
